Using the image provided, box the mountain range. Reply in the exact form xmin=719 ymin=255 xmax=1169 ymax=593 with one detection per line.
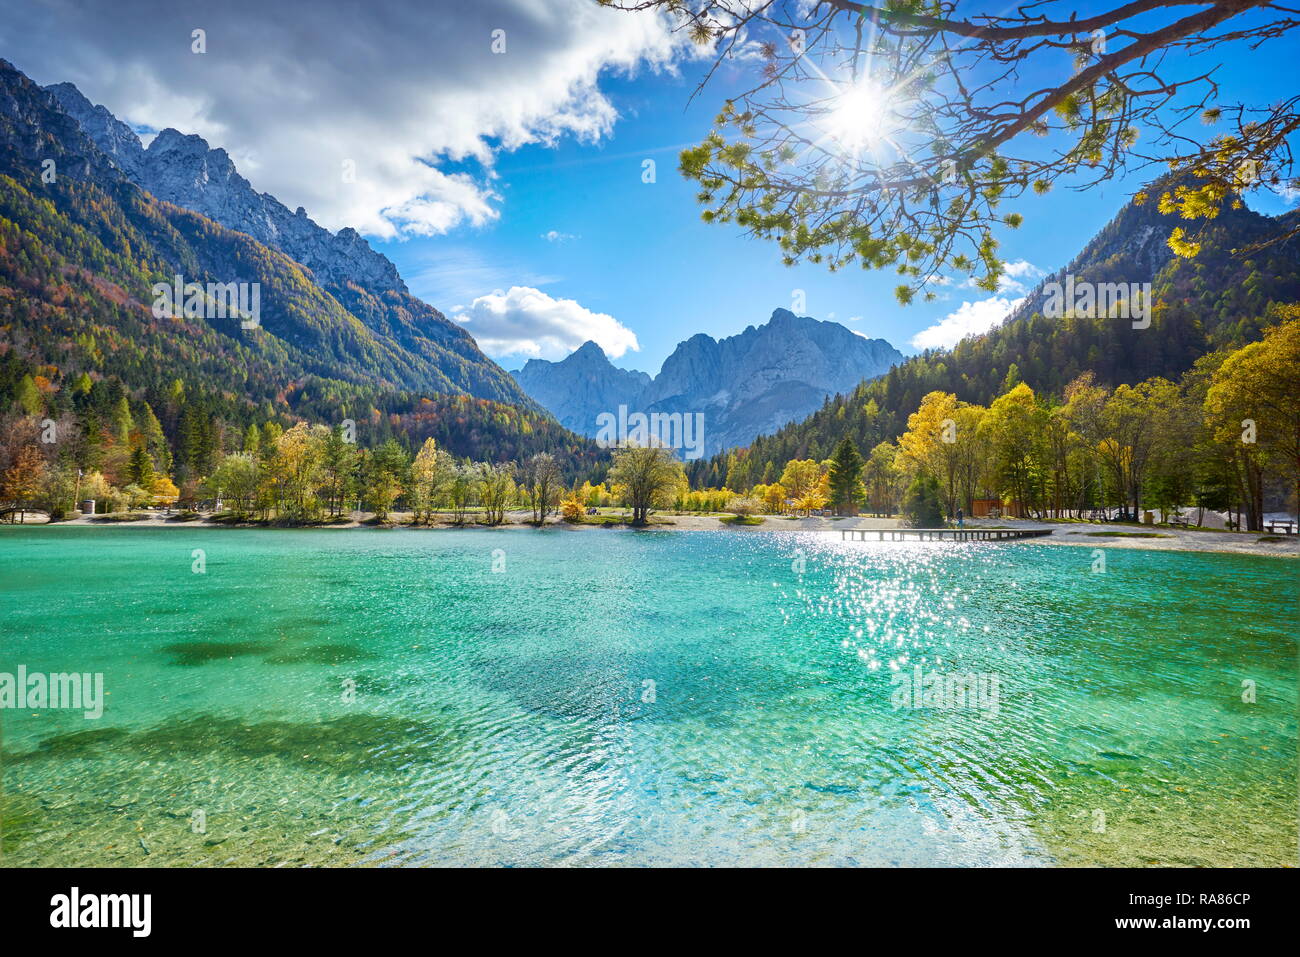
xmin=46 ymin=82 xmax=408 ymax=297
xmin=4 ymin=59 xmax=905 ymax=463
xmin=0 ymin=60 xmax=529 ymax=407
xmin=5 ymin=54 xmax=1294 ymax=488
xmin=512 ymin=310 xmax=903 ymax=455
xmin=684 ymin=176 xmax=1300 ymax=486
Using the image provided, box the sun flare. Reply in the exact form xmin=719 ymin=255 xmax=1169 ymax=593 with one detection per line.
xmin=824 ymin=80 xmax=895 ymax=153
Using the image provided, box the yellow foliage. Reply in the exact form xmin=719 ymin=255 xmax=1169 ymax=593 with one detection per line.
xmin=560 ymin=494 xmax=585 ymax=522
xmin=149 ymin=475 xmax=179 ymax=504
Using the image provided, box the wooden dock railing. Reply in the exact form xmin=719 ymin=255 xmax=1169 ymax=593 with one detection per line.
xmin=840 ymin=528 xmax=1053 ymax=543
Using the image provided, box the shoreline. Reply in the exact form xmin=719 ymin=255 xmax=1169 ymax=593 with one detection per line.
xmin=6 ymin=510 xmax=1297 ymax=558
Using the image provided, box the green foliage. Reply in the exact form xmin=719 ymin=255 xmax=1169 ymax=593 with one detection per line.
xmin=608 ymin=445 xmax=687 ymax=525
xmin=688 ymin=195 xmax=1300 ymax=491
xmin=901 ymin=474 xmax=944 ymax=528
xmin=827 ymin=438 xmax=866 ymax=515
xmin=0 ymin=87 xmax=603 ymax=482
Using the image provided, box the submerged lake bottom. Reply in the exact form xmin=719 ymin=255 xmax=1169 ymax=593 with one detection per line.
xmin=0 ymin=527 xmax=1295 ymax=867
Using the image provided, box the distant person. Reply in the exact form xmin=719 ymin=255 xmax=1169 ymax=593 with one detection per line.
xmin=956 ymin=507 xmax=964 ymax=529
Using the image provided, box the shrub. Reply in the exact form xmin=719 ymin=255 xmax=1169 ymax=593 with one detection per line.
xmin=901 ymin=475 xmax=944 ymax=528
xmin=560 ymin=494 xmax=585 ymax=522
xmin=726 ymin=496 xmax=760 ymax=518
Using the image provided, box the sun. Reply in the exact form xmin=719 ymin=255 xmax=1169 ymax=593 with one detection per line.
xmin=823 ymin=79 xmax=900 ymax=156
xmin=826 ymin=81 xmax=890 ymax=150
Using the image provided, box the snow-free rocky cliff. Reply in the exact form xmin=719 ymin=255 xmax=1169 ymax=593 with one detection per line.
xmin=512 ymin=309 xmax=903 ymax=455
xmin=46 ymin=82 xmax=405 ymax=296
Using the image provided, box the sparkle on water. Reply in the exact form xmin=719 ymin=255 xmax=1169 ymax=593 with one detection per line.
xmin=0 ymin=526 xmax=1295 ymax=867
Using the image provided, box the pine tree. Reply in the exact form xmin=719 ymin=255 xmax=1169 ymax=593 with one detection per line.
xmin=17 ymin=375 xmax=43 ymax=415
xmin=110 ymin=396 xmax=133 ymax=446
xmin=827 ymin=437 xmax=866 ymax=515
xmin=127 ymin=445 xmax=155 ymax=488
xmin=901 ymin=474 xmax=944 ymax=528
xmin=321 ymin=425 xmax=358 ymax=516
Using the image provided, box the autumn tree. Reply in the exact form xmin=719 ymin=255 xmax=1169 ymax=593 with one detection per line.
xmin=779 ymin=458 xmax=821 ymax=501
xmin=521 ymin=452 xmax=562 ymax=523
xmin=899 ymin=391 xmax=959 ymax=514
xmin=900 ymin=391 xmax=991 ymax=516
xmin=794 ymin=482 xmax=830 ymax=517
xmin=476 ymin=462 xmax=516 ymax=526
xmin=2 ymin=444 xmax=46 ymax=523
xmin=615 ymin=0 xmax=1299 ymax=300
xmin=270 ymin=423 xmax=326 ymax=523
xmin=321 ymin=425 xmax=359 ymax=518
xmin=1098 ymin=378 xmax=1180 ymax=521
xmin=864 ymin=440 xmax=903 ymax=516
xmin=560 ymin=491 xmax=586 ymax=522
xmin=1059 ymin=373 xmax=1110 ymax=515
xmin=447 ymin=465 xmax=476 ymax=525
xmin=410 ymin=437 xmax=454 ymax=524
xmin=207 ymin=453 xmax=261 ymax=520
xmin=951 ymin=404 xmax=989 ymax=516
xmin=608 ymin=445 xmax=687 ymax=524
xmin=1206 ymin=312 xmax=1300 ymax=526
xmin=980 ymin=383 xmax=1046 ymax=517
xmin=757 ymin=481 xmax=787 ymax=514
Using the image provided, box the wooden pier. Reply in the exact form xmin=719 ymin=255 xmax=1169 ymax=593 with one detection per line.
xmin=841 ymin=527 xmax=1053 ymax=543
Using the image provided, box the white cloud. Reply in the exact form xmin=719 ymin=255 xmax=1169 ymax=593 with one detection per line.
xmin=542 ymin=230 xmax=578 ymax=243
xmin=954 ymin=259 xmax=1045 ymax=295
xmin=909 ymin=296 xmax=1025 ymax=351
xmin=994 ymin=259 xmax=1046 ymax=294
xmin=1278 ymin=181 xmax=1300 ymax=205
xmin=1002 ymin=259 xmax=1044 ymax=280
xmin=3 ymin=0 xmax=690 ymax=239
xmin=453 ymin=286 xmax=639 ymax=360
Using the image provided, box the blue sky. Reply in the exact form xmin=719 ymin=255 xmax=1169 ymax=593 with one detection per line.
xmin=380 ymin=9 xmax=1299 ymax=375
xmin=7 ymin=0 xmax=1296 ymax=376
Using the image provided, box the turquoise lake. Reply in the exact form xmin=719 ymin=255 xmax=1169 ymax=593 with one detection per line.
xmin=0 ymin=526 xmax=1296 ymax=866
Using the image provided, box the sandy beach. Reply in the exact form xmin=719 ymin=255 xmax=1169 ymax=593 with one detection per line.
xmin=9 ymin=509 xmax=1297 ymax=558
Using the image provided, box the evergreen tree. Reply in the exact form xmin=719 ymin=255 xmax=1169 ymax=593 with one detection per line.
xmin=110 ymin=396 xmax=133 ymax=446
xmin=827 ymin=437 xmax=866 ymax=515
xmin=127 ymin=445 xmax=155 ymax=488
xmin=16 ymin=375 xmax=43 ymax=415
xmin=901 ymin=474 xmax=944 ymax=528
xmin=321 ymin=425 xmax=358 ymax=516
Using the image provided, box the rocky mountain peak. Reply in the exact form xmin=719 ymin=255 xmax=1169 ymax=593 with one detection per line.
xmin=571 ymin=340 xmax=613 ymax=363
xmin=511 ymin=343 xmax=652 ymax=435
xmin=512 ymin=310 xmax=903 ymax=454
xmin=44 ymin=81 xmax=406 ymax=296
xmin=44 ymin=80 xmax=145 ymax=178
